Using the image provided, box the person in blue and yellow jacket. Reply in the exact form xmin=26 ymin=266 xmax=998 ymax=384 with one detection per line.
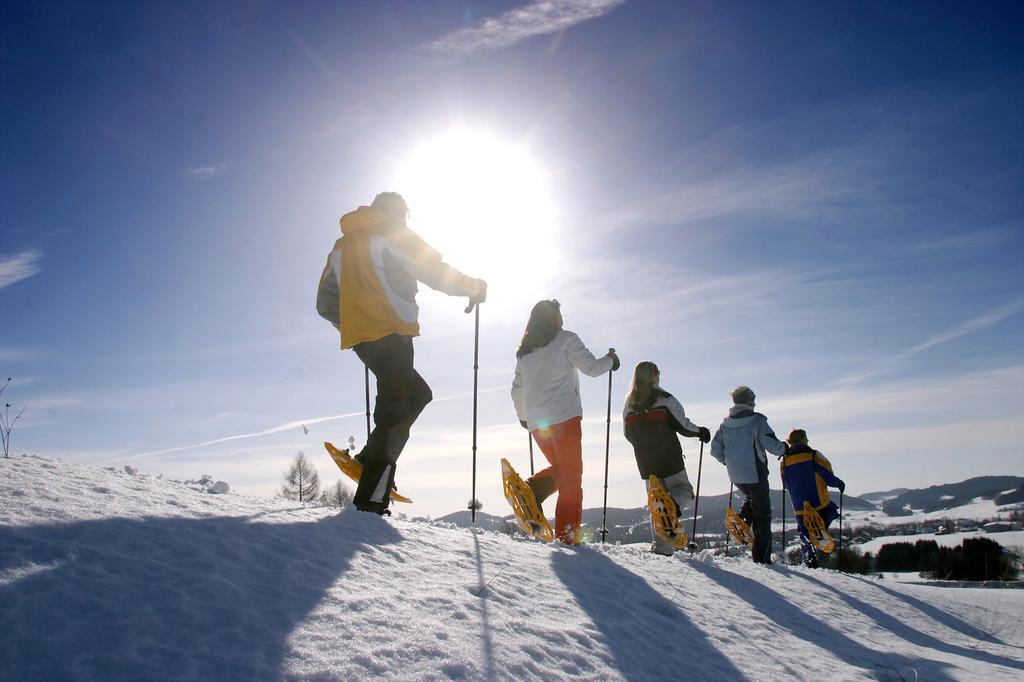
xmin=317 ymin=192 xmax=486 ymax=515
xmin=780 ymin=429 xmax=845 ymax=568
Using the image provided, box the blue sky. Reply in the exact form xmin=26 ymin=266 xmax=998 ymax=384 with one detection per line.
xmin=2 ymin=0 xmax=1022 ymax=517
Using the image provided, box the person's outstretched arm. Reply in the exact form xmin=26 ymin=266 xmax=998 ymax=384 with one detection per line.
xmin=813 ymin=452 xmax=846 ymax=491
xmin=664 ymin=395 xmax=701 ymax=438
xmin=757 ymin=418 xmax=788 ymax=458
xmin=388 ymin=227 xmax=485 ymax=301
xmin=564 ymin=332 xmax=615 ymax=377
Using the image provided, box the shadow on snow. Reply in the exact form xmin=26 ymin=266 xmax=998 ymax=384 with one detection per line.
xmin=551 ymin=548 xmax=747 ymax=681
xmin=0 ymin=507 xmax=401 ymax=680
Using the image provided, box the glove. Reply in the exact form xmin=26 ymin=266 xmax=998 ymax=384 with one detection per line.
xmin=698 ymin=426 xmax=711 ymax=443
xmin=470 ymin=279 xmax=487 ymax=304
xmin=838 ymin=481 xmax=846 ymax=493
xmin=520 ymin=420 xmax=529 ymax=430
xmin=607 ymin=350 xmax=620 ymax=371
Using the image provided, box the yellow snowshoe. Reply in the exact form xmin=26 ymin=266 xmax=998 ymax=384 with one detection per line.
xmin=323 ymin=441 xmax=412 ymax=503
xmin=798 ymin=502 xmax=834 ymax=552
xmin=501 ymin=458 xmax=554 ymax=542
xmin=647 ymin=475 xmax=689 ymax=549
xmin=725 ymin=507 xmax=754 ymax=546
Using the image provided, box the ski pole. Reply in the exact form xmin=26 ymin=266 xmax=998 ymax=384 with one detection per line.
xmin=466 ymin=301 xmax=480 ymax=525
xmin=528 ymin=433 xmax=535 ymax=476
xmin=780 ymin=458 xmax=786 ymax=560
xmin=600 ymin=348 xmax=615 ymax=544
xmin=839 ymin=490 xmax=844 ymax=573
xmin=364 ymin=365 xmax=371 ymax=441
xmin=726 ymin=484 xmax=733 ymax=554
xmin=690 ymin=439 xmax=705 ymax=554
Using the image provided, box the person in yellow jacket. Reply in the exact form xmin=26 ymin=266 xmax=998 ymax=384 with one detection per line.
xmin=317 ymin=192 xmax=487 ymax=514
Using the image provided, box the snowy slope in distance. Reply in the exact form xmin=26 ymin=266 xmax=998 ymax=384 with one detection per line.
xmin=2 ymin=455 xmax=1023 ymax=681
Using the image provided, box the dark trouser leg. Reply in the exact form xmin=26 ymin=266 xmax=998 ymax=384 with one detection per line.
xmin=796 ymin=517 xmax=816 ymax=563
xmin=737 ymin=478 xmax=772 ymax=563
xmin=352 ymin=334 xmax=432 ymax=511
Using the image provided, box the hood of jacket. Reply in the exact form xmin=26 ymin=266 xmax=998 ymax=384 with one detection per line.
xmin=723 ymin=405 xmax=758 ymax=428
xmin=339 ymin=206 xmax=397 ymax=235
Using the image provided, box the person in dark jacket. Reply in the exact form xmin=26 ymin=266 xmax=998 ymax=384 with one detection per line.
xmin=623 ymin=361 xmax=710 ymax=555
xmin=709 ymin=386 xmax=787 ymax=564
xmin=780 ymin=429 xmax=845 ymax=568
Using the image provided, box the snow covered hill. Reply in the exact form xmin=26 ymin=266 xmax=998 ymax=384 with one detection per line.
xmin=2 ymin=456 xmax=1023 ymax=681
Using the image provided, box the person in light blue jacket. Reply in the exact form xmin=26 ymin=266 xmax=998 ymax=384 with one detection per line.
xmin=709 ymin=386 xmax=787 ymax=563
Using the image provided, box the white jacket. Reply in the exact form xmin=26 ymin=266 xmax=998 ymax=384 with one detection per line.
xmin=511 ymin=330 xmax=614 ymax=430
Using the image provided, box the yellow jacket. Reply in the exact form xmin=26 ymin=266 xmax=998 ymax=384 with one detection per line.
xmin=316 ymin=206 xmax=480 ymax=349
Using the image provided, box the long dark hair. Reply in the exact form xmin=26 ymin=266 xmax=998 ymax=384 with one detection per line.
xmin=625 ymin=361 xmax=660 ymax=412
xmin=516 ymin=300 xmax=562 ymax=358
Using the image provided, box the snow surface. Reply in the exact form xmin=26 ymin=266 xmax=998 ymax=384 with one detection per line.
xmin=2 ymin=455 xmax=1023 ymax=681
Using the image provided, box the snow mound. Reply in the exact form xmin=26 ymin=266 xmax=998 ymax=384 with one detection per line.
xmin=2 ymin=455 xmax=1023 ymax=681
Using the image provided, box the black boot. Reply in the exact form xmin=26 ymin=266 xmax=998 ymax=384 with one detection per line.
xmin=356 ymin=501 xmax=391 ymax=516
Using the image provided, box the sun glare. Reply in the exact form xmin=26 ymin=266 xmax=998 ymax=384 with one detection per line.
xmin=392 ymin=128 xmax=560 ymax=315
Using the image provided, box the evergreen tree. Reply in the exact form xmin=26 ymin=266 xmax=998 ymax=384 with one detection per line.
xmin=319 ymin=480 xmax=354 ymax=508
xmin=280 ymin=451 xmax=321 ymax=502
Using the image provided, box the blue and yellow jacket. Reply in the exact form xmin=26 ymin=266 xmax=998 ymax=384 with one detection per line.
xmin=780 ymin=444 xmax=845 ymax=519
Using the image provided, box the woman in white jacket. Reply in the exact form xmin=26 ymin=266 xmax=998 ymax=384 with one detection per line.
xmin=511 ymin=300 xmax=619 ymax=543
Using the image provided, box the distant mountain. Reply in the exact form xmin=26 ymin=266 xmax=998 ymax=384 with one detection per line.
xmin=433 ymin=510 xmax=511 ymax=533
xmin=995 ymin=483 xmax=1024 ymax=505
xmin=858 ymin=488 xmax=911 ymax=504
xmin=877 ymin=476 xmax=1024 ymax=515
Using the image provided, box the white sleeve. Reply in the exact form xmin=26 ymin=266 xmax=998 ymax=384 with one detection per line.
xmin=665 ymin=396 xmax=700 ymax=435
xmin=315 ymin=247 xmax=341 ymax=330
xmin=385 ymin=235 xmax=478 ymax=298
xmin=564 ymin=332 xmax=614 ymax=378
xmin=511 ymin=362 xmax=527 ymax=422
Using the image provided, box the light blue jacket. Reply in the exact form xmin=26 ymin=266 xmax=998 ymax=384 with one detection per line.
xmin=709 ymin=406 xmax=787 ymax=484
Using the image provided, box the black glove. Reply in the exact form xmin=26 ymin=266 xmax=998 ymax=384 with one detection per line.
xmin=698 ymin=426 xmax=711 ymax=443
xmin=838 ymin=481 xmax=846 ymax=493
xmin=607 ymin=350 xmax=620 ymax=372
xmin=520 ymin=420 xmax=529 ymax=430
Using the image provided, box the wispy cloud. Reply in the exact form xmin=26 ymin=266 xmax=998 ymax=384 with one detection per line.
xmin=424 ymin=0 xmax=624 ymax=56
xmin=111 ymin=385 xmax=507 ymax=463
xmin=186 ymin=163 xmax=228 ymax=179
xmin=0 ymin=250 xmax=42 ymax=289
xmin=836 ymin=299 xmax=1024 ymax=387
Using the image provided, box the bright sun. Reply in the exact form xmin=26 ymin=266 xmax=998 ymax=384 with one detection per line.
xmin=391 ymin=128 xmax=560 ymax=315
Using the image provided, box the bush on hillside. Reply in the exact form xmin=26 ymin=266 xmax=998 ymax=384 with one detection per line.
xmin=922 ymin=537 xmax=1019 ymax=581
xmin=819 ymin=547 xmax=873 ymax=574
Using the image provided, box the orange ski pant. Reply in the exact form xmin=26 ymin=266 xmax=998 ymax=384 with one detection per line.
xmin=527 ymin=416 xmax=583 ymax=543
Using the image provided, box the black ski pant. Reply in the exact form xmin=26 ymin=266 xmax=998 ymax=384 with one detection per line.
xmin=736 ymin=473 xmax=772 ymax=563
xmin=352 ymin=334 xmax=432 ymax=510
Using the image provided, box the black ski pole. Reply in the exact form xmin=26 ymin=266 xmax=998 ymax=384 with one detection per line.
xmin=600 ymin=348 xmax=615 ymax=544
xmin=466 ymin=301 xmax=480 ymax=524
xmin=839 ymin=490 xmax=844 ymax=573
xmin=781 ymin=461 xmax=786 ymax=561
xmin=690 ymin=439 xmax=705 ymax=554
xmin=726 ymin=485 xmax=733 ymax=555
xmin=528 ymin=433 xmax=535 ymax=476
xmin=364 ymin=365 xmax=371 ymax=441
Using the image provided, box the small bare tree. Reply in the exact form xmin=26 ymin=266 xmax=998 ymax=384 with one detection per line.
xmin=280 ymin=451 xmax=321 ymax=502
xmin=1 ymin=378 xmax=26 ymax=459
xmin=319 ymin=480 xmax=354 ymax=508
